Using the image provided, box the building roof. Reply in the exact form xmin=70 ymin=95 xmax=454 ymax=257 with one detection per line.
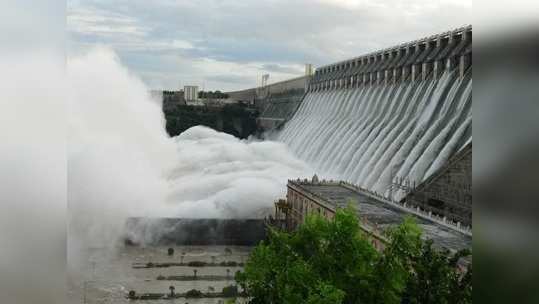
xmin=289 ymin=180 xmax=471 ymax=254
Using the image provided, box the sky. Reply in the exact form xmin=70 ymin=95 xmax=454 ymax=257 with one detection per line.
xmin=68 ymin=0 xmax=472 ymax=91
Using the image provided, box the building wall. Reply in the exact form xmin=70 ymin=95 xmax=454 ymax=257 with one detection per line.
xmin=285 ymin=186 xmax=335 ymax=229
xmin=406 ymin=144 xmax=472 ymax=226
xmin=281 ymin=182 xmax=385 ymax=251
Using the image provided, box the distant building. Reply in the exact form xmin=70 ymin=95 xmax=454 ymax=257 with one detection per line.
xmin=184 ymin=85 xmax=199 ymax=101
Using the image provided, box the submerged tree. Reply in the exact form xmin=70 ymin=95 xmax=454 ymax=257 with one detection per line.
xmin=236 ymin=207 xmax=471 ymax=304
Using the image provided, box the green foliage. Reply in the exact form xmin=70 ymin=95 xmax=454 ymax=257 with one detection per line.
xmin=367 ymin=217 xmax=422 ymax=304
xmin=222 ymin=285 xmax=239 ymax=297
xmin=401 ymin=240 xmax=472 ymax=304
xmin=198 ymin=90 xmax=229 ymax=99
xmin=164 ymin=104 xmax=258 ymax=138
xmin=185 ymin=289 xmax=203 ymax=298
xmin=237 ymin=207 xmax=471 ymax=304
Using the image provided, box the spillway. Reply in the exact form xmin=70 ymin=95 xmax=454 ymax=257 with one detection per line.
xmin=279 ymin=26 xmax=472 ymax=200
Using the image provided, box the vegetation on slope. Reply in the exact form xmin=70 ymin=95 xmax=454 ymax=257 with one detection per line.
xmin=164 ymin=103 xmax=259 ymax=138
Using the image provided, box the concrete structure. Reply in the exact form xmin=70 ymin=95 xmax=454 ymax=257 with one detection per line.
xmin=308 ymin=25 xmax=472 ymax=92
xmin=226 ymin=76 xmax=310 ymax=110
xmin=274 ymin=177 xmax=472 ymax=255
xmin=305 ymin=63 xmax=314 ymax=76
xmin=256 ymin=88 xmax=304 ymax=131
xmin=184 ymin=85 xmax=199 ymax=101
xmin=224 ymin=75 xmax=311 ymax=132
xmin=253 ymin=76 xmax=310 ymax=131
xmin=278 ymin=25 xmax=472 ymax=213
xmin=225 ymin=88 xmax=257 ymax=105
xmin=399 ymin=143 xmax=472 ymax=226
xmin=254 ymin=75 xmax=310 ymax=102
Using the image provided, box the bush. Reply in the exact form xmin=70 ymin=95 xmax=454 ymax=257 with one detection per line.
xmin=222 ymin=285 xmax=239 ymax=297
xmin=185 ymin=289 xmax=203 ymax=298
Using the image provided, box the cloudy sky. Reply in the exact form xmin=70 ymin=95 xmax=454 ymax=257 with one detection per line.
xmin=68 ymin=0 xmax=472 ymax=91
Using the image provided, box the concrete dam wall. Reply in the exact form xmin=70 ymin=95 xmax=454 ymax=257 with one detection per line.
xmin=279 ymin=26 xmax=472 ymax=200
xmin=257 ymin=88 xmax=305 ymax=130
xmin=226 ymin=76 xmax=310 ymax=131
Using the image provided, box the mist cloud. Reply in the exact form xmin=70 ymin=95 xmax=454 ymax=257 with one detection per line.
xmin=67 ymin=47 xmax=312 ymax=256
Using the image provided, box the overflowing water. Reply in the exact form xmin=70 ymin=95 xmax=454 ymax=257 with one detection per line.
xmin=279 ymin=69 xmax=472 ymax=200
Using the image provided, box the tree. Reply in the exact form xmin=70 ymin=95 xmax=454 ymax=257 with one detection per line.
xmin=222 ymin=285 xmax=239 ymax=297
xmin=185 ymin=289 xmax=203 ymax=298
xmin=367 ymin=217 xmax=422 ymax=304
xmin=236 ymin=207 xmax=472 ymax=304
xmin=402 ymin=240 xmax=472 ymax=304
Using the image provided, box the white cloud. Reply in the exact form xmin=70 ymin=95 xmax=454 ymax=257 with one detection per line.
xmin=68 ymin=0 xmax=472 ymax=91
xmin=68 ymin=7 xmax=149 ymax=37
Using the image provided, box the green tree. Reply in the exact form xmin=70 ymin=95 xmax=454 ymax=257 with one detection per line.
xmin=237 ymin=207 xmax=471 ymax=304
xmin=367 ymin=217 xmax=422 ymax=304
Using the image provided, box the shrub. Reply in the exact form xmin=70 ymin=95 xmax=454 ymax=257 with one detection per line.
xmin=222 ymin=285 xmax=239 ymax=297
xmin=185 ymin=289 xmax=203 ymax=298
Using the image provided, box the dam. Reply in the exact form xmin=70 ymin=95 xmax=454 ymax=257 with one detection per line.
xmin=278 ymin=25 xmax=472 ymax=201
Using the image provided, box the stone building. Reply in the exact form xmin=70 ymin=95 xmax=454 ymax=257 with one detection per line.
xmin=274 ymin=176 xmax=472 ymax=255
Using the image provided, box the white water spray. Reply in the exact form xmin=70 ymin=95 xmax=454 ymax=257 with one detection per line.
xmin=279 ymin=70 xmax=472 ymax=200
xmin=68 ymin=47 xmax=312 ymax=253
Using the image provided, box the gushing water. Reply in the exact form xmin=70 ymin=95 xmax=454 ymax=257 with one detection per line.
xmin=279 ymin=70 xmax=472 ymax=200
